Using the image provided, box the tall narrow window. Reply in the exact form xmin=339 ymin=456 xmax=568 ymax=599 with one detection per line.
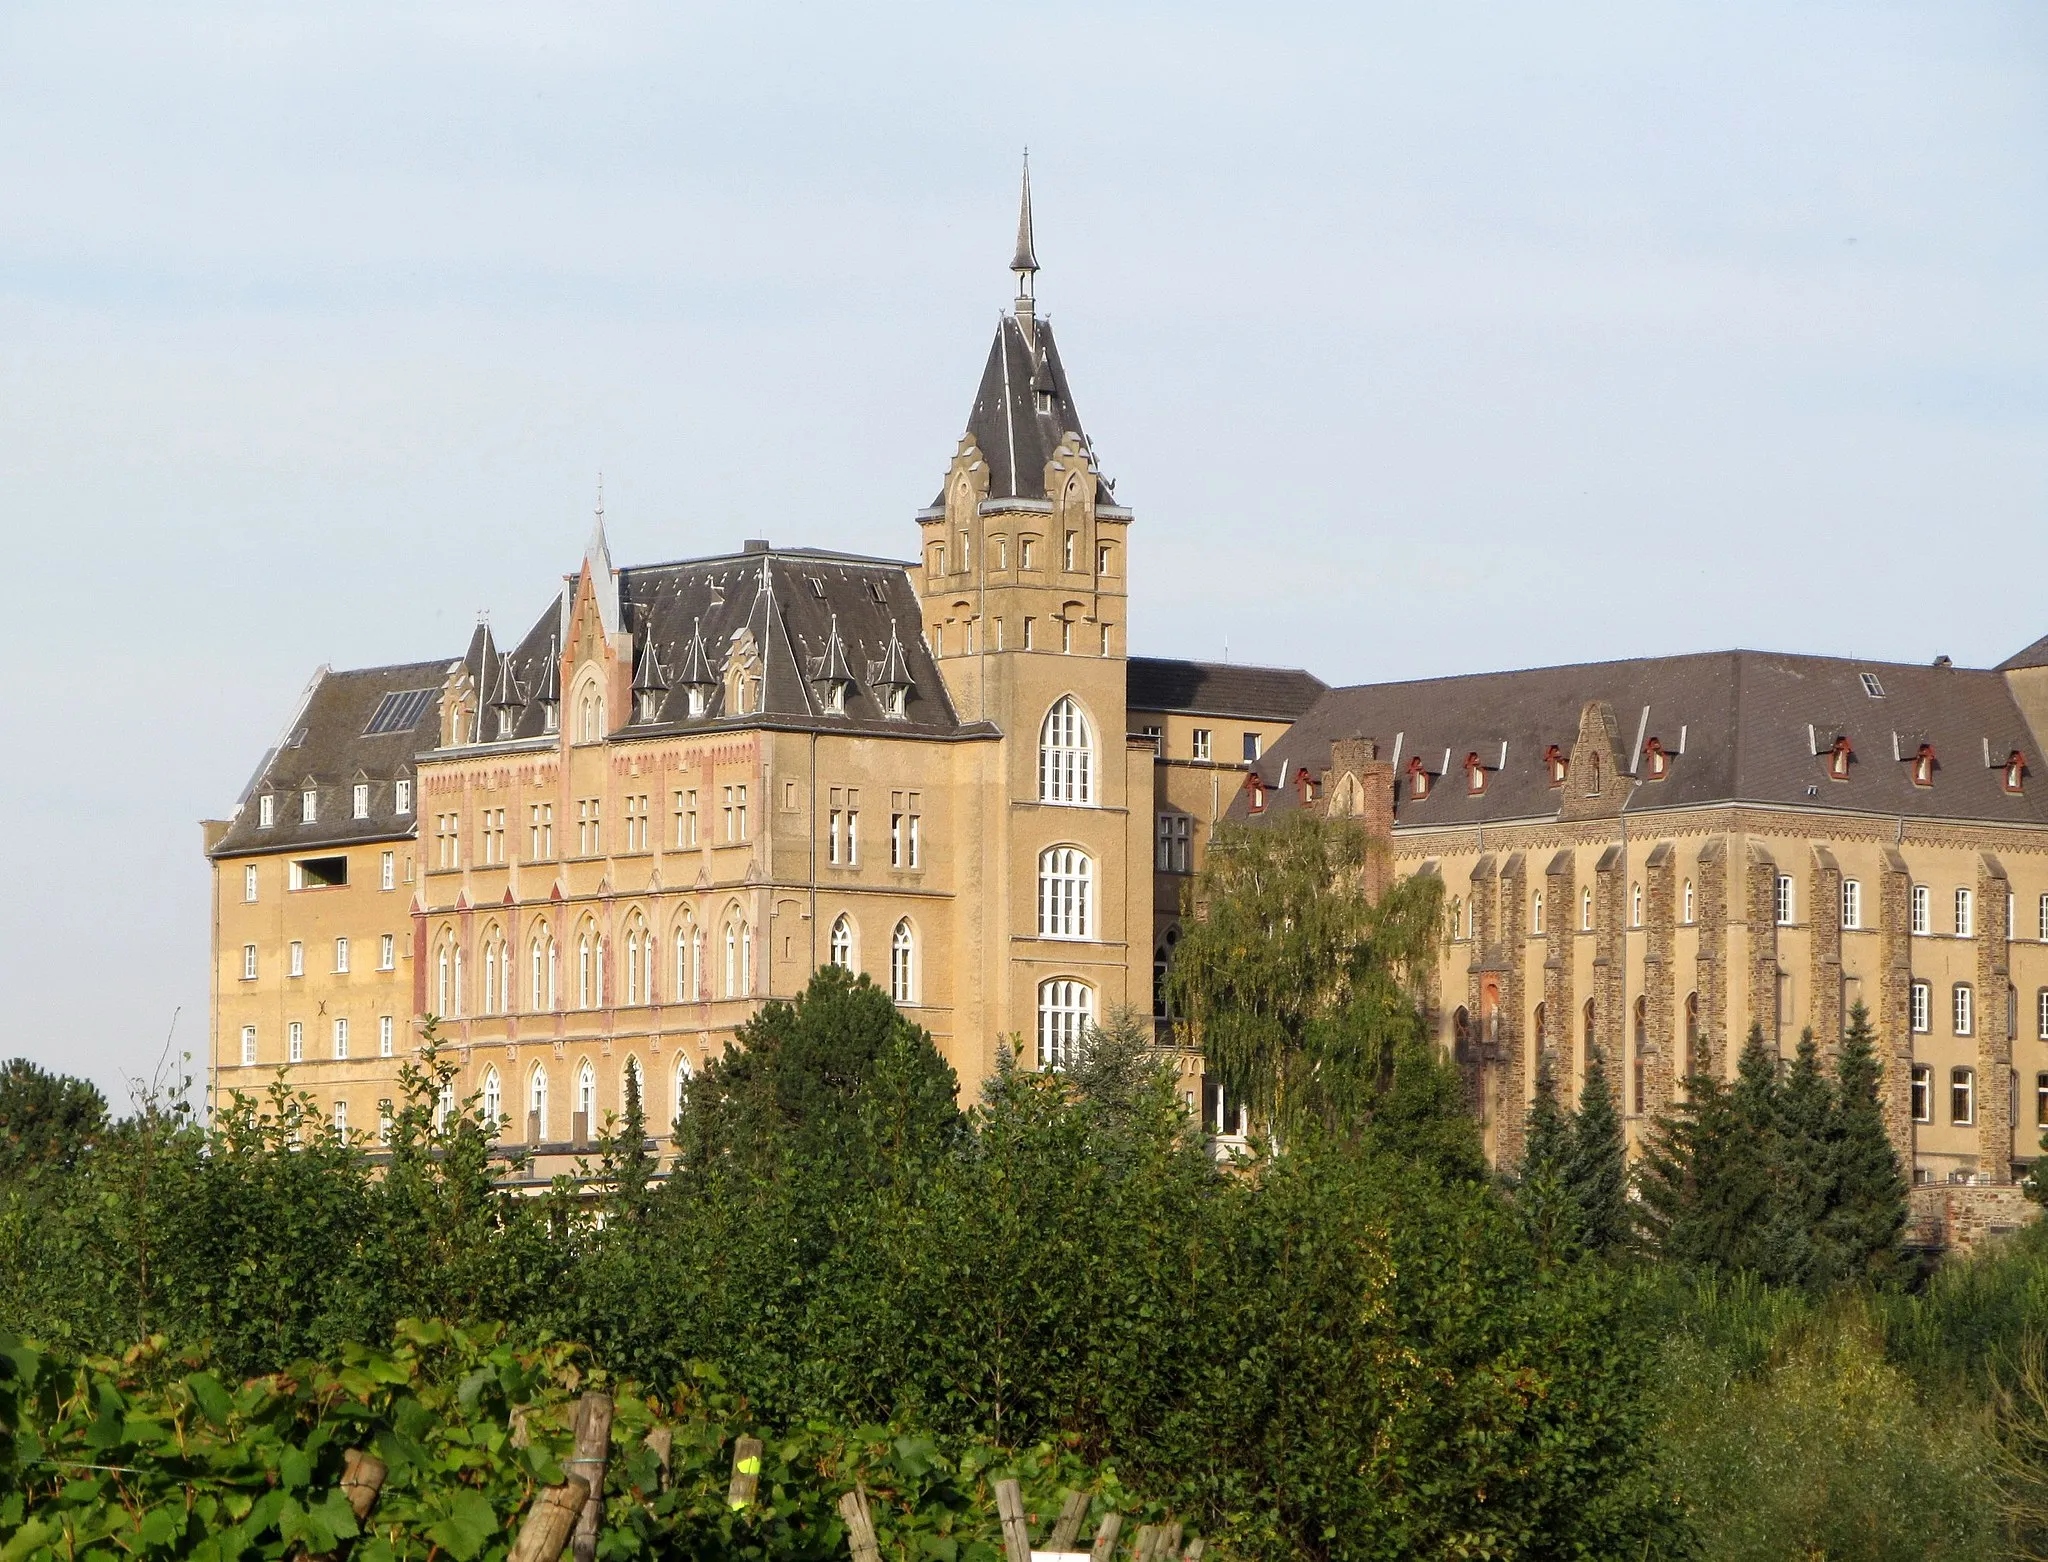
xmin=1683 ymin=878 xmax=1695 ymax=923
xmin=243 ymin=865 xmax=259 ymax=903
xmin=240 ymin=1025 xmax=257 ymax=1065
xmin=1911 ymin=884 xmax=1930 ymax=935
xmin=1911 ymin=980 xmax=1931 ymax=1034
xmin=290 ymin=941 xmax=304 ymax=977
xmin=1582 ymin=999 xmax=1596 ymax=1066
xmin=353 ymin=782 xmax=370 ymax=819
xmin=1954 ymin=983 xmax=1974 ymax=1036
xmin=1581 ymin=888 xmax=1593 ymax=932
xmin=381 ymin=850 xmax=395 ymax=890
xmin=577 ymin=1061 xmax=596 ymax=1132
xmin=1956 ymin=888 xmax=1974 ymax=938
xmin=333 ymin=1018 xmax=349 ymax=1060
xmin=1038 ymin=697 xmax=1094 ymax=803
xmin=578 ymin=936 xmax=593 ymax=1009
xmin=1684 ymin=992 xmax=1700 ymax=1078
xmin=395 ymin=778 xmax=412 ymax=814
xmin=379 ymin=1015 xmax=394 ymax=1057
xmin=2038 ymin=987 xmax=2048 ymax=1041
xmin=1911 ymin=1064 xmax=1931 ymax=1123
xmin=289 ymin=1021 xmax=303 ymax=1063
xmin=243 ymin=944 xmax=258 ymax=980
xmin=1775 ymin=875 xmax=1795 ymax=926
xmin=1631 ymin=882 xmax=1643 ymax=927
xmin=1842 ymin=879 xmax=1862 ymax=929
xmin=1038 ymin=847 xmax=1093 ymax=939
xmin=529 ymin=1066 xmax=548 ymax=1142
xmin=2036 ymin=1072 xmax=2048 ymax=1128
xmin=829 ymin=915 xmax=853 ymax=969
xmin=1038 ymin=978 xmax=1092 ymax=1070
xmin=335 ymin=937 xmax=349 ymax=973
xmin=1531 ymin=890 xmax=1545 ymax=935
xmin=1951 ymin=1067 xmax=1975 ymax=1125
xmin=891 ymin=920 xmax=915 ymax=1003
xmin=259 ymin=795 xmax=275 ymax=828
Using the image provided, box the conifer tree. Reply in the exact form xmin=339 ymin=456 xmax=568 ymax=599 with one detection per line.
xmin=1766 ymin=1028 xmax=1832 ymax=1287
xmin=1636 ymin=1027 xmax=1780 ymax=1274
xmin=1565 ymin=1047 xmax=1631 ymax=1256
xmin=1515 ymin=1051 xmax=1581 ymax=1256
xmin=1818 ymin=1001 xmax=1907 ymax=1283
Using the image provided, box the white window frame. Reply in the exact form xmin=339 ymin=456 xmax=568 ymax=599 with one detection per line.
xmin=380 ymin=1015 xmax=394 ymax=1057
xmin=333 ymin=1018 xmax=349 ymax=1060
xmin=1775 ymin=874 xmax=1795 ymax=926
xmin=891 ymin=920 xmax=915 ymax=1004
xmin=395 ymin=779 xmax=413 ymax=814
xmin=829 ymin=914 xmax=853 ymax=969
xmin=289 ymin=1021 xmax=304 ymax=1063
xmin=1191 ymin=728 xmax=1213 ymax=762
xmin=352 ymin=783 xmax=370 ymax=820
xmin=1581 ymin=887 xmax=1593 ymax=932
xmin=289 ymin=941 xmax=304 ymax=978
xmin=242 ymin=943 xmax=258 ymax=980
xmin=1841 ymin=879 xmax=1861 ymax=930
xmin=301 ymin=788 xmax=318 ymax=823
xmin=240 ymin=1025 xmax=257 ymax=1065
xmin=380 ymin=933 xmax=395 ymax=971
xmin=334 ymin=937 xmax=349 ymax=974
xmin=1952 ymin=1067 xmax=1975 ymax=1125
xmin=258 ymin=794 xmax=275 ymax=828
xmin=1911 ymin=1064 xmax=1931 ymax=1123
xmin=1038 ymin=846 xmax=1094 ymax=940
xmin=381 ymin=850 xmax=395 ymax=890
xmin=1631 ymin=882 xmax=1643 ymax=927
xmin=243 ymin=864 xmax=259 ymax=903
xmin=1956 ymin=888 xmax=1975 ymax=939
xmin=1037 ymin=977 xmax=1093 ymax=1071
xmin=1910 ymin=980 xmax=1931 ymax=1034
xmin=1911 ymin=884 xmax=1930 ymax=936
xmin=1038 ymin=698 xmax=1095 ymax=805
xmin=1683 ymin=878 xmax=1694 ymax=924
xmin=1954 ymin=983 xmax=1974 ymax=1036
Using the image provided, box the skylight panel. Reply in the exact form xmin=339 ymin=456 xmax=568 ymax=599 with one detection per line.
xmin=364 ymin=688 xmax=435 ymax=735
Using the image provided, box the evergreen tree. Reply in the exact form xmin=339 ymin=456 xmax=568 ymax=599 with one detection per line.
xmin=1564 ymin=1048 xmax=1631 ymax=1256
xmin=1818 ymin=1001 xmax=1907 ymax=1282
xmin=1514 ymin=1051 xmax=1582 ymax=1256
xmin=0 ymin=1059 xmax=108 ymax=1178
xmin=1766 ymin=1028 xmax=1832 ymax=1287
xmin=1636 ymin=1030 xmax=1779 ymax=1275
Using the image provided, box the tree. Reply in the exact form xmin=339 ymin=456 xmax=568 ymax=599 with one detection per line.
xmin=0 ymin=1059 xmax=107 ymax=1178
xmin=1636 ymin=1029 xmax=1780 ymax=1275
xmin=1167 ymin=811 xmax=1443 ymax=1141
xmin=1565 ymin=1049 xmax=1631 ymax=1257
xmin=1818 ymin=1002 xmax=1907 ymax=1284
xmin=1515 ymin=1051 xmax=1583 ymax=1256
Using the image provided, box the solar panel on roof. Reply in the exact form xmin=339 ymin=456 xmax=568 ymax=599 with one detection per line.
xmin=363 ymin=688 xmax=435 ymax=735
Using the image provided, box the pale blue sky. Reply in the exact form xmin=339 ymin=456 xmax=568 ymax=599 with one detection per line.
xmin=2 ymin=3 xmax=2043 ymax=1097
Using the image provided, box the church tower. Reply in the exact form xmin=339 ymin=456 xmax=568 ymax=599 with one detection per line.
xmin=916 ymin=159 xmax=1148 ymax=1069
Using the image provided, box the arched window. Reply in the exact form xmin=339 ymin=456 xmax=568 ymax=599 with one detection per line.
xmin=1630 ymin=882 xmax=1642 ymax=927
xmin=625 ymin=931 xmax=640 ymax=1005
xmin=453 ymin=945 xmax=464 ymax=1017
xmin=1632 ymin=996 xmax=1647 ymax=1114
xmin=482 ymin=1067 xmax=501 ymax=1132
xmin=891 ymin=920 xmax=915 ymax=1003
xmin=1038 ymin=697 xmax=1094 ymax=804
xmin=1038 ymin=978 xmax=1093 ymax=1070
xmin=483 ymin=939 xmax=499 ymax=1016
xmin=1531 ymin=890 xmax=1544 ymax=935
xmin=1683 ymin=879 xmax=1695 ymax=923
xmin=1533 ymin=1001 xmax=1547 ymax=1051
xmin=1449 ymin=897 xmax=1464 ymax=940
xmin=1684 ymin=992 xmax=1700 ymax=1078
xmin=1581 ymin=887 xmax=1593 ymax=931
xmin=829 ymin=915 xmax=853 ymax=969
xmin=673 ymin=1053 xmax=692 ymax=1127
xmin=1452 ymin=1006 xmax=1474 ymax=1067
xmin=529 ymin=1065 xmax=549 ymax=1142
xmin=437 ymin=944 xmax=451 ymax=1016
xmin=676 ymin=924 xmax=692 ymax=998
xmin=1038 ymin=847 xmax=1093 ymax=939
xmin=530 ymin=937 xmax=545 ymax=1011
xmin=725 ymin=921 xmax=738 ymax=995
xmin=577 ymin=1060 xmax=596 ymax=1131
xmin=579 ymin=935 xmax=594 ymax=1009
xmin=741 ymin=923 xmax=753 ymax=992
xmin=1582 ymin=998 xmax=1596 ymax=1065
xmin=692 ymin=927 xmax=705 ymax=998
xmin=578 ymin=686 xmax=603 ymax=743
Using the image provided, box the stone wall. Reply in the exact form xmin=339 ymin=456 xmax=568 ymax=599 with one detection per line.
xmin=1909 ymin=1182 xmax=2041 ymax=1255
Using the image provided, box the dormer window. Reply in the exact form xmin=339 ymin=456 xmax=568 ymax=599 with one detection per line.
xmin=1246 ymin=774 xmax=1266 ymax=814
xmin=1826 ymin=736 xmax=1852 ymax=781
xmin=258 ymin=794 xmax=276 ymax=828
xmin=395 ymin=778 xmax=412 ymax=814
xmin=637 ymin=690 xmax=662 ymax=722
xmin=1463 ymin=752 xmax=1487 ymax=795
xmin=352 ymin=783 xmax=370 ymax=819
xmin=301 ymin=788 xmax=318 ymax=823
xmin=1861 ymin=672 xmax=1885 ymax=698
xmin=497 ymin=708 xmax=515 ymax=739
xmin=1642 ymin=738 xmax=1668 ymax=780
xmin=1405 ymin=755 xmax=1432 ymax=801
xmin=1543 ymin=745 xmax=1567 ymax=786
xmin=2006 ymin=750 xmax=2027 ymax=794
xmin=1912 ymin=743 xmax=1936 ymax=788
xmin=1296 ymin=767 xmax=1317 ymax=805
xmin=541 ymin=699 xmax=559 ymax=734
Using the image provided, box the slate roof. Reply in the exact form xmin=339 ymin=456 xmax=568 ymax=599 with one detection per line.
xmin=210 ymin=660 xmax=448 ymax=857
xmin=933 ymin=315 xmax=1119 ymax=509
xmin=456 ymin=545 xmax=979 ymax=747
xmin=1998 ymin=633 xmax=2048 ymax=672
xmin=1127 ymin=657 xmax=1327 ymax=723
xmin=1236 ymin=649 xmax=2048 ymax=829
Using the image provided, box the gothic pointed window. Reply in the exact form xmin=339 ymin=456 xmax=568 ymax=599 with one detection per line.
xmin=829 ymin=914 xmax=853 ymax=969
xmin=529 ymin=1065 xmax=549 ymax=1142
xmin=1038 ymin=847 xmax=1093 ymax=939
xmin=577 ymin=1061 xmax=596 ymax=1130
xmin=1039 ymin=697 xmax=1093 ymax=803
xmin=482 ymin=1067 xmax=501 ymax=1133
xmin=891 ymin=920 xmax=915 ymax=1003
xmin=1037 ymin=978 xmax=1092 ymax=1070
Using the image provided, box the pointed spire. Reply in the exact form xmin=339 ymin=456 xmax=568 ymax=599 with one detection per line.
xmin=807 ymin=614 xmax=857 ymax=716
xmin=866 ymin=620 xmax=916 ymax=720
xmin=1011 ymin=149 xmax=1038 ymax=284
xmin=676 ymin=617 xmax=717 ymax=719
xmin=581 ymin=473 xmax=621 ymax=638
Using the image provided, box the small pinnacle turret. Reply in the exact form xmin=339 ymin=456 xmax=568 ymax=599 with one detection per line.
xmin=1011 ymin=151 xmax=1038 ymax=347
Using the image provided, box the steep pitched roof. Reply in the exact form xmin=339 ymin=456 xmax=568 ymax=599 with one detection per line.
xmin=1127 ymin=657 xmax=1327 ymax=723
xmin=209 ymin=659 xmax=448 ymax=857
xmin=1999 ymin=633 xmax=2048 ymax=672
xmin=1236 ymin=649 xmax=2048 ymax=829
xmin=936 ymin=315 xmax=1111 ymax=507
xmin=460 ymin=545 xmax=978 ymax=746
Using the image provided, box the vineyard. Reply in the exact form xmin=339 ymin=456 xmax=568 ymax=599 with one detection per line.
xmin=0 ymin=1320 xmax=1184 ymax=1562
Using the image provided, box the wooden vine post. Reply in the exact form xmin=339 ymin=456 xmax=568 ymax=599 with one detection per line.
xmin=643 ymin=1425 xmax=673 ymax=1492
xmin=727 ymin=1435 xmax=765 ymax=1510
xmin=1088 ymin=1512 xmax=1123 ymax=1562
xmin=994 ymin=1479 xmax=1033 ymax=1562
xmin=1047 ymin=1491 xmax=1090 ymax=1552
xmin=508 ymin=1477 xmax=590 ymax=1562
xmin=567 ymin=1392 xmax=615 ymax=1562
xmin=838 ymin=1487 xmax=882 ymax=1562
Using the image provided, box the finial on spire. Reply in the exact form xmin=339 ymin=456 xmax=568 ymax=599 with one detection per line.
xmin=1010 ymin=148 xmax=1038 ymax=295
